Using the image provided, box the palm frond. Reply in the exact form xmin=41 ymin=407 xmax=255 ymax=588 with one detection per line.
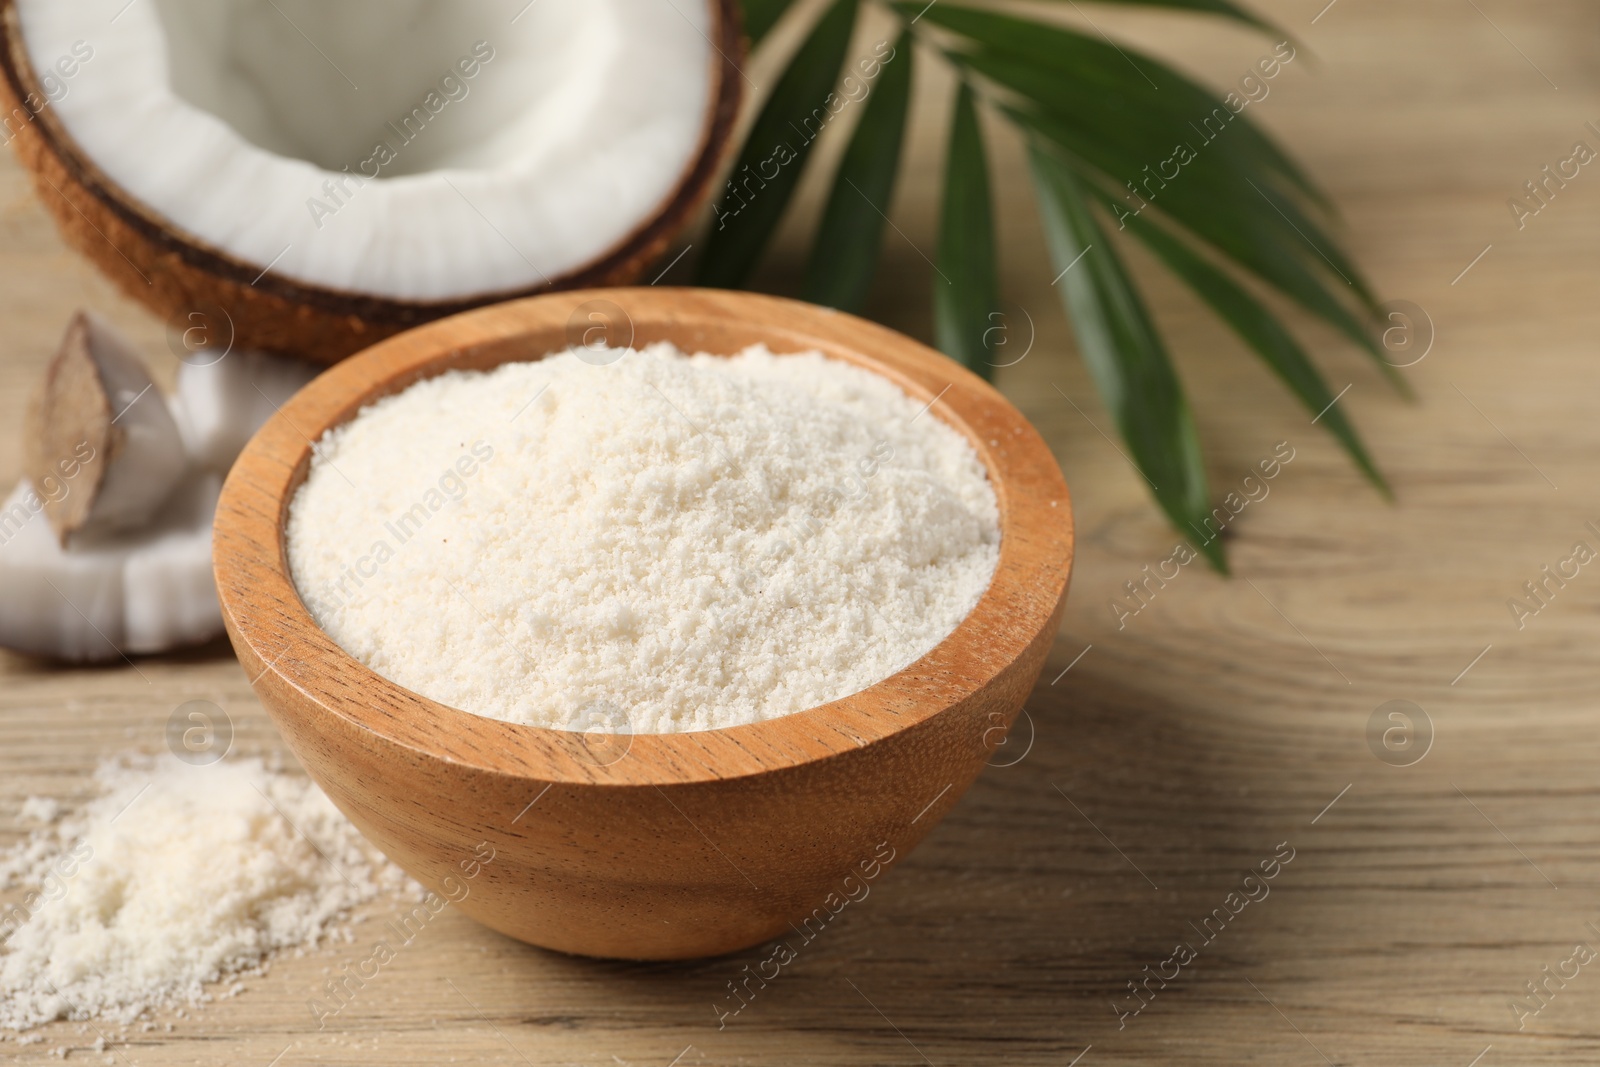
xmin=698 ymin=0 xmax=859 ymax=288
xmin=1049 ymin=0 xmax=1289 ymax=39
xmin=932 ymin=81 xmax=1001 ymax=379
xmin=741 ymin=0 xmax=798 ymax=44
xmin=804 ymin=28 xmax=915 ymax=312
xmin=721 ymin=0 xmax=1396 ymax=570
xmin=1029 ymin=141 xmax=1224 ymax=572
xmin=1093 ymin=183 xmax=1389 ymax=496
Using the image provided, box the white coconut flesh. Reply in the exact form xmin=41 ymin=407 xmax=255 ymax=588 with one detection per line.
xmin=16 ymin=0 xmax=716 ymax=300
xmin=0 ymin=475 xmax=221 ymax=660
xmin=172 ymin=349 xmax=320 ymax=471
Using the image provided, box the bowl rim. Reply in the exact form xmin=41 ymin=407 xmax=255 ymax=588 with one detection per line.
xmin=213 ymin=287 xmax=1074 ymax=787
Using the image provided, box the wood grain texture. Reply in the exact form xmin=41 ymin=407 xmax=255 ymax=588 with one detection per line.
xmin=0 ymin=0 xmax=746 ymax=363
xmin=4 ymin=0 xmax=1600 ymax=1061
xmin=213 ymin=287 xmax=1073 ymax=959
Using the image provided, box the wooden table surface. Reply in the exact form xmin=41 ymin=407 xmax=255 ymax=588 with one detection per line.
xmin=4 ymin=1 xmax=1598 ymax=1063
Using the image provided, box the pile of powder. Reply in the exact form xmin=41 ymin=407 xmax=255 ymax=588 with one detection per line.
xmin=287 ymin=343 xmax=1001 ymax=732
xmin=0 ymin=754 xmax=408 ymax=1032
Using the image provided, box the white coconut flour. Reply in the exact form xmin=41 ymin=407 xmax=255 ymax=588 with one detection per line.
xmin=287 ymin=343 xmax=1001 ymax=732
xmin=0 ymin=754 xmax=407 ymax=1033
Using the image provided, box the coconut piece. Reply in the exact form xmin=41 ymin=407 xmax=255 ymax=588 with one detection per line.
xmin=170 ymin=350 xmax=319 ymax=470
xmin=24 ymin=311 xmax=188 ymax=546
xmin=120 ymin=474 xmax=221 ymax=653
xmin=0 ymin=0 xmax=743 ymax=363
xmin=0 ymin=481 xmax=125 ymax=661
xmin=0 ymin=475 xmax=222 ymax=662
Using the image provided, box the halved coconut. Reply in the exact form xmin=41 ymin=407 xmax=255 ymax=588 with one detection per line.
xmin=0 ymin=0 xmax=742 ymax=363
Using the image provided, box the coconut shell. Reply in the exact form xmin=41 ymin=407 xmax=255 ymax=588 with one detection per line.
xmin=23 ymin=310 xmax=113 ymax=541
xmin=0 ymin=0 xmax=744 ymax=364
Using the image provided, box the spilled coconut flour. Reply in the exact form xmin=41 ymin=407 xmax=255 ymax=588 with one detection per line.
xmin=0 ymin=754 xmax=409 ymax=1033
xmin=287 ymin=343 xmax=1001 ymax=732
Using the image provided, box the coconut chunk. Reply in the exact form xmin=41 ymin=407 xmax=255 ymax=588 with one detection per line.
xmin=122 ymin=475 xmax=222 ymax=653
xmin=171 ymin=351 xmax=319 ymax=470
xmin=0 ymin=476 xmax=222 ymax=663
xmin=24 ymin=311 xmax=188 ymax=546
xmin=0 ymin=480 xmax=128 ymax=660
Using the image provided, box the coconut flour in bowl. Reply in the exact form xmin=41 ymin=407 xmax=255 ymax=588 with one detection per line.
xmin=286 ymin=343 xmax=1001 ymax=733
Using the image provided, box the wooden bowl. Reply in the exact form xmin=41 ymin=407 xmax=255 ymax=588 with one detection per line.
xmin=213 ymin=288 xmax=1073 ymax=960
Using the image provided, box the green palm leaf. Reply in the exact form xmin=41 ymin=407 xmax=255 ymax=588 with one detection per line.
xmin=1002 ymin=103 xmax=1409 ymax=397
xmin=1029 ymin=142 xmax=1224 ymax=571
xmin=1066 ymin=0 xmax=1286 ymax=37
xmin=697 ymin=0 xmax=859 ymax=288
xmin=804 ymin=28 xmax=914 ymax=312
xmin=1098 ymin=187 xmax=1390 ymax=496
xmin=932 ymin=82 xmax=1001 ymax=379
xmin=720 ymin=0 xmax=1398 ymax=569
xmin=904 ymin=4 xmax=1408 ymax=396
xmin=900 ymin=3 xmax=1324 ymax=211
xmin=741 ymin=0 xmax=796 ymax=45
